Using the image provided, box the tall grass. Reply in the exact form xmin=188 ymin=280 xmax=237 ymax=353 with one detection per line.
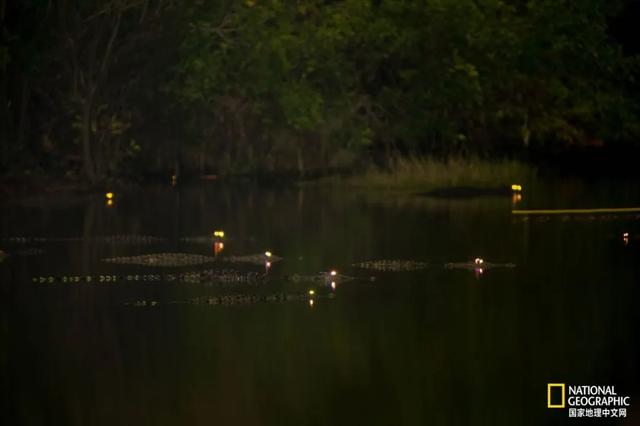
xmin=317 ymin=156 xmax=536 ymax=191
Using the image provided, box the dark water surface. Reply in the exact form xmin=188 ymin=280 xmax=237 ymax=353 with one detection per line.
xmin=1 ymin=181 xmax=639 ymax=425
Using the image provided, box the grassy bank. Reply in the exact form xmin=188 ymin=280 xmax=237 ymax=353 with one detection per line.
xmin=309 ymin=157 xmax=536 ymax=191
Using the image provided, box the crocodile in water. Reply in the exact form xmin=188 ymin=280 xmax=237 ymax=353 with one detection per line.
xmin=32 ymin=269 xmax=267 ymax=285
xmin=125 ymin=292 xmax=333 ymax=307
xmin=286 ymin=271 xmax=358 ymax=285
xmin=221 ymin=253 xmax=283 ymax=265
xmin=103 ymin=252 xmax=217 ymax=267
xmin=444 ymin=259 xmax=516 ymax=270
xmin=352 ymin=259 xmax=429 ymax=271
xmin=1 ymin=235 xmax=165 ymax=244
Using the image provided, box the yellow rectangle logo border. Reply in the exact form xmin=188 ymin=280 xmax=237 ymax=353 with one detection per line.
xmin=547 ymin=383 xmax=565 ymax=408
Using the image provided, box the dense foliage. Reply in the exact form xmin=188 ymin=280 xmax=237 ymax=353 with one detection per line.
xmin=1 ymin=0 xmax=638 ymax=181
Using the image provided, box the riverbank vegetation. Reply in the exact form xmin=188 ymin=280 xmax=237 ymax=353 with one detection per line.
xmin=323 ymin=157 xmax=536 ymax=191
xmin=1 ymin=0 xmax=639 ymax=185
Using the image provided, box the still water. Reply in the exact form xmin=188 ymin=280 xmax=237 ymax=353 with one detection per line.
xmin=1 ymin=181 xmax=639 ymax=425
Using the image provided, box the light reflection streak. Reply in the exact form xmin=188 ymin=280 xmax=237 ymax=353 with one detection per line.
xmin=214 ymin=241 xmax=224 ymax=256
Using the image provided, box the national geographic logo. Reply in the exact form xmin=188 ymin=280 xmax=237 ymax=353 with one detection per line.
xmin=547 ymin=383 xmax=631 ymax=419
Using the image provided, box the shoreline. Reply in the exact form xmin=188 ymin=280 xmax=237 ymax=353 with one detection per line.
xmin=2 ymin=146 xmax=640 ymax=197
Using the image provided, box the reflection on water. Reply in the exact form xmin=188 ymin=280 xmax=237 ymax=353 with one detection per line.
xmin=623 ymin=232 xmax=630 ymax=246
xmin=512 ymin=192 xmax=523 ymax=204
xmin=1 ymin=180 xmax=639 ymax=425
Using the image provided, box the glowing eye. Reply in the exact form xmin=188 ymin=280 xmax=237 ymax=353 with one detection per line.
xmin=105 ymin=192 xmax=114 ymax=199
xmin=474 ymin=258 xmax=484 ymax=265
xmin=308 ymin=290 xmax=315 ymax=295
xmin=330 ymin=270 xmax=337 ymax=276
xmin=265 ymin=251 xmax=272 ymax=258
xmin=213 ymin=230 xmax=225 ymax=238
xmin=623 ymin=232 xmax=629 ymax=238
xmin=511 ymin=184 xmax=522 ymax=192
